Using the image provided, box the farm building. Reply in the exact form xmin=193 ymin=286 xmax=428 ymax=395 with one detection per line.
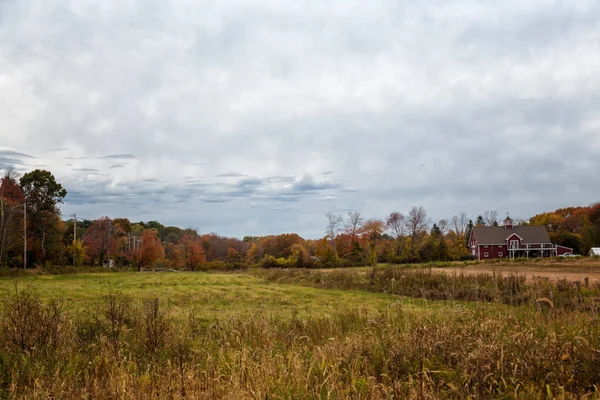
xmin=590 ymin=248 xmax=600 ymax=257
xmin=468 ymin=216 xmax=573 ymax=261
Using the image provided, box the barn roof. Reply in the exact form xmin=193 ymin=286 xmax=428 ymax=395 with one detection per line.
xmin=472 ymin=226 xmax=551 ymax=245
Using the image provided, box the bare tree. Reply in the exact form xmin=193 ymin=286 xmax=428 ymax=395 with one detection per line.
xmin=483 ymin=209 xmax=499 ymax=226
xmin=325 ymin=212 xmax=344 ymax=256
xmin=451 ymin=213 xmax=468 ymax=256
xmin=437 ymin=219 xmax=449 ymax=236
xmin=451 ymin=213 xmax=468 ymax=237
xmin=345 ymin=211 xmax=364 ymax=243
xmin=386 ymin=212 xmax=405 ymax=256
xmin=406 ymin=206 xmax=429 ymax=261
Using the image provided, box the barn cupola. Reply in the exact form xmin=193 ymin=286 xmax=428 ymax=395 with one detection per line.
xmin=503 ymin=215 xmax=513 ymax=229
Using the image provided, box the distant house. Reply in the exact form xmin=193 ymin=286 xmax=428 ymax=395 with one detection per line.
xmin=468 ymin=216 xmax=573 ymax=261
xmin=589 ymin=248 xmax=600 ymax=257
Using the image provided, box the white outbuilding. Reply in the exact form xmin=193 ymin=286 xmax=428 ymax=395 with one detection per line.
xmin=589 ymin=248 xmax=600 ymax=257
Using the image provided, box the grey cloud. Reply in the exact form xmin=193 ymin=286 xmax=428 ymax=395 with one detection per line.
xmin=292 ymin=175 xmax=340 ymax=192
xmin=73 ymin=168 xmax=99 ymax=172
xmin=99 ymin=154 xmax=137 ymax=160
xmin=215 ymin=172 xmax=246 ymax=178
xmin=0 ymin=156 xmax=27 ymax=166
xmin=1 ymin=0 xmax=599 ymax=237
xmin=0 ymin=149 xmax=34 ymax=158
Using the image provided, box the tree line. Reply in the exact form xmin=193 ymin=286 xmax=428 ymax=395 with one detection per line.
xmin=1 ymin=168 xmax=598 ymax=270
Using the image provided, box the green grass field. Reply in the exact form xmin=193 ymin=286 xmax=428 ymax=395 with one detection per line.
xmin=1 ymin=267 xmax=599 ymax=399
xmin=0 ymin=271 xmax=432 ymax=320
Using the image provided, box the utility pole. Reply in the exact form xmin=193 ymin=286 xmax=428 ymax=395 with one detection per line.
xmin=73 ymin=214 xmax=77 ymax=266
xmin=107 ymin=220 xmax=112 ymax=262
xmin=23 ymin=202 xmax=26 ymax=270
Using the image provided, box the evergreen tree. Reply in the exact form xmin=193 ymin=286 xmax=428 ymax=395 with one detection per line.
xmin=465 ymin=220 xmax=474 ymax=248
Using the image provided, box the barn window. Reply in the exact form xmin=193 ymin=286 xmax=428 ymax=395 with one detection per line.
xmin=498 ymin=252 xmax=503 ymax=257
xmin=484 ymin=252 xmax=489 ymax=257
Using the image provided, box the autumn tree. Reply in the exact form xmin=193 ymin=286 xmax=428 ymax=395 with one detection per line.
xmin=450 ymin=213 xmax=468 ymax=256
xmin=180 ymin=234 xmax=206 ymax=270
xmin=165 ymin=243 xmax=184 ymax=269
xmin=289 ymin=243 xmax=309 ymax=268
xmin=245 ymin=242 xmax=261 ymax=264
xmin=362 ymin=219 xmax=385 ymax=265
xmin=406 ymin=206 xmax=429 ymax=261
xmin=274 ymin=234 xmax=304 ymax=258
xmin=20 ymin=170 xmax=67 ymax=265
xmin=113 ymin=218 xmax=131 ymax=234
xmin=83 ymin=217 xmax=124 ymax=265
xmin=226 ymin=247 xmax=241 ymax=263
xmin=0 ymin=169 xmax=25 ymax=267
xmin=314 ymin=237 xmax=336 ymax=265
xmin=128 ymin=229 xmax=165 ymax=270
xmin=65 ymin=239 xmax=87 ymax=267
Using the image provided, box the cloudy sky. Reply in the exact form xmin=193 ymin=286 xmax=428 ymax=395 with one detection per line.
xmin=1 ymin=0 xmax=599 ymax=238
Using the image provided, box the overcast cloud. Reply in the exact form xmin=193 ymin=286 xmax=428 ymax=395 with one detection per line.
xmin=1 ymin=0 xmax=599 ymax=237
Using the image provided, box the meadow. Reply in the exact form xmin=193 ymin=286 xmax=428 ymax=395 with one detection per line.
xmin=0 ymin=263 xmax=599 ymax=399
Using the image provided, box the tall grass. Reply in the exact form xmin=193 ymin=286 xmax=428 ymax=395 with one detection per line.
xmin=253 ymin=266 xmax=600 ymax=310
xmin=0 ymin=273 xmax=599 ymax=398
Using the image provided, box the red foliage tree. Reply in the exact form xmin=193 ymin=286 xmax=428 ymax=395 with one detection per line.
xmin=83 ymin=217 xmax=124 ymax=266
xmin=0 ymin=170 xmax=26 ymax=267
xmin=128 ymin=229 xmax=165 ymax=270
xmin=180 ymin=234 xmax=206 ymax=270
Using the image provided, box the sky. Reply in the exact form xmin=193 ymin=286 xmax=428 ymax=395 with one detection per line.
xmin=1 ymin=0 xmax=600 ymax=238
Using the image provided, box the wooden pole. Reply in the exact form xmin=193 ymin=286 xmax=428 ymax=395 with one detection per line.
xmin=73 ymin=214 xmax=77 ymax=266
xmin=23 ymin=203 xmax=26 ymax=269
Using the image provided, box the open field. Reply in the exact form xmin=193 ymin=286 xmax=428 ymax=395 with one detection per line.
xmin=322 ymin=258 xmax=600 ymax=282
xmin=0 ymin=272 xmax=421 ymax=319
xmin=429 ymin=258 xmax=600 ymax=282
xmin=0 ymin=268 xmax=599 ymax=398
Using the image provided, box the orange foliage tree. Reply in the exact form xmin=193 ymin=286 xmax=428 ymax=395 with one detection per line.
xmin=128 ymin=229 xmax=165 ymax=270
xmin=181 ymin=234 xmax=206 ymax=271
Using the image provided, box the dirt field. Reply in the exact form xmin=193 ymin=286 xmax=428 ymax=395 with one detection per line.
xmin=430 ymin=258 xmax=600 ymax=282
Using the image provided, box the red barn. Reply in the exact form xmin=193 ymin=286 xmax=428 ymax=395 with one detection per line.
xmin=468 ymin=216 xmax=573 ymax=260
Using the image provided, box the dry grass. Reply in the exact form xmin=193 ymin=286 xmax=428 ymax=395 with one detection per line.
xmin=0 ymin=269 xmax=599 ymax=399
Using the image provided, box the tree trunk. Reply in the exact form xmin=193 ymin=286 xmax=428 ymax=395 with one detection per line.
xmin=41 ymin=229 xmax=46 ymax=263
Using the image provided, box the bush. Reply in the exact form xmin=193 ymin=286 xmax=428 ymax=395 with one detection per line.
xmin=259 ymin=255 xmax=290 ymax=268
xmin=0 ymin=283 xmax=66 ymax=354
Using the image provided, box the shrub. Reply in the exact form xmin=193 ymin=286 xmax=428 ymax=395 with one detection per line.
xmin=0 ymin=283 xmax=66 ymax=354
